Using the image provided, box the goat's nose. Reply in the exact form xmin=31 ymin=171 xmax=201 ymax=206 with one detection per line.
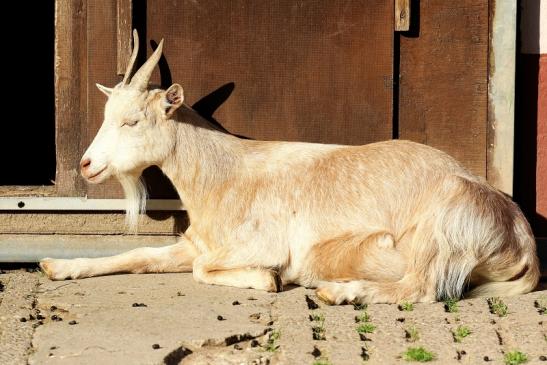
xmin=80 ymin=158 xmax=91 ymax=173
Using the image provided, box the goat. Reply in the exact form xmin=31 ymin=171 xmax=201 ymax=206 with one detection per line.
xmin=40 ymin=30 xmax=539 ymax=304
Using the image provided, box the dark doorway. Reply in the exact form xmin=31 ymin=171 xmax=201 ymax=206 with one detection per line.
xmin=1 ymin=2 xmax=55 ymax=186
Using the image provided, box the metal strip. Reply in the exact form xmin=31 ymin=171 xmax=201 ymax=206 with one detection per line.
xmin=0 ymin=198 xmax=184 ymax=211
xmin=0 ymin=235 xmax=178 ymax=262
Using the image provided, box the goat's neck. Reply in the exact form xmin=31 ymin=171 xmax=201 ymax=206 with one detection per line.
xmin=159 ymin=107 xmax=244 ymax=213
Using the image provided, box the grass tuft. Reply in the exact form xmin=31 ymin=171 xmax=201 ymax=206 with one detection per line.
xmin=405 ymin=326 xmax=420 ymax=342
xmin=355 ymin=312 xmax=371 ymax=323
xmin=402 ymin=347 xmax=435 ymax=362
xmin=309 ymin=313 xmax=325 ymax=322
xmin=487 ymin=297 xmax=508 ymax=317
xmin=265 ymin=330 xmax=280 ymax=352
xmin=353 ymin=302 xmax=368 ymax=311
xmin=504 ymin=350 xmax=528 ymax=365
xmin=399 ymin=301 xmax=414 ymax=311
xmin=310 ymin=312 xmax=326 ymax=340
xmin=356 ymin=323 xmax=376 ymax=334
xmin=443 ymin=298 xmax=459 ymax=313
xmin=534 ymin=295 xmax=546 ymax=315
xmin=452 ymin=325 xmax=471 ymax=342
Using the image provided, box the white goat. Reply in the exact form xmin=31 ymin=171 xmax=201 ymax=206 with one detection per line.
xmin=40 ymin=31 xmax=539 ymax=304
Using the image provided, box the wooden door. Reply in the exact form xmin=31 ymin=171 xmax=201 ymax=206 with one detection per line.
xmin=56 ymin=0 xmax=490 ymax=197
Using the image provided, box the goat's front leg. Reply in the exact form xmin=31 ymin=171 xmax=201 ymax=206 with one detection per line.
xmin=192 ymin=248 xmax=283 ymax=292
xmin=40 ymin=236 xmax=199 ymax=280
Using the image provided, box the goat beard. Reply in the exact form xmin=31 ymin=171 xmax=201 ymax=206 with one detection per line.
xmin=117 ymin=174 xmax=148 ymax=233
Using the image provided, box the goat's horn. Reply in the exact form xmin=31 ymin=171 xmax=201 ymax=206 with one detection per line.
xmin=122 ymin=30 xmax=140 ymax=85
xmin=129 ymin=38 xmax=164 ymax=91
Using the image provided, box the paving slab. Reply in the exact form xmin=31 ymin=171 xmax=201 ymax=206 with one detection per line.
xmin=0 ymin=270 xmax=546 ymax=364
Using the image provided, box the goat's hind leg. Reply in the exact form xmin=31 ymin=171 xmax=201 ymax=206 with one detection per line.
xmin=40 ymin=236 xmax=199 ymax=280
xmin=315 ymin=228 xmax=438 ymax=304
xmin=192 ymin=248 xmax=283 ymax=292
xmin=316 ymin=274 xmax=437 ymax=305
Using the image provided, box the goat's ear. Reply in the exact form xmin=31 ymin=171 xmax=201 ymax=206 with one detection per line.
xmin=96 ymin=83 xmax=113 ymax=97
xmin=162 ymin=84 xmax=184 ymax=117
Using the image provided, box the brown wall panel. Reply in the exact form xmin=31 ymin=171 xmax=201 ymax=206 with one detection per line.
xmin=147 ymin=0 xmax=394 ymax=145
xmin=399 ymin=0 xmax=488 ymax=177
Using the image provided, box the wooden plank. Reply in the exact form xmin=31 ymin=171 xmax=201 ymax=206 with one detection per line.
xmin=86 ymin=0 xmax=125 ymax=198
xmin=0 ymin=186 xmax=56 ymax=198
xmin=395 ymin=0 xmax=411 ymax=31
xmin=147 ymin=0 xmax=394 ymax=146
xmin=0 ymin=212 xmax=188 ymax=236
xmin=487 ymin=0 xmax=516 ymax=195
xmin=116 ymin=0 xmax=132 ymax=75
xmin=399 ymin=0 xmax=488 ymax=177
xmin=54 ymin=0 xmax=88 ymax=196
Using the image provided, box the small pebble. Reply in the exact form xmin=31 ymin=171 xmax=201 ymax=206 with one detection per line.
xmin=233 ymin=344 xmax=242 ymax=350
xmin=29 ymin=314 xmax=35 ymax=320
xmin=50 ymin=306 xmax=57 ymax=311
xmin=305 ymin=295 xmax=319 ymax=310
xmin=250 ymin=340 xmax=259 ymax=348
xmin=19 ymin=317 xmax=27 ymax=322
xmin=396 ymin=318 xmax=405 ymax=323
xmin=540 ymin=355 xmax=547 ymax=361
xmin=247 ymin=297 xmax=257 ymax=301
xmin=232 ymin=301 xmax=241 ymax=305
xmin=68 ymin=320 xmax=77 ymax=325
xmin=37 ymin=314 xmax=45 ymax=320
xmin=483 ymin=356 xmax=491 ymax=361
xmin=217 ymin=315 xmax=225 ymax=321
xmin=152 ymin=344 xmax=160 ymax=350
xmin=311 ymin=346 xmax=321 ymax=357
xmin=51 ymin=315 xmax=62 ymax=322
xmin=132 ymin=303 xmax=147 ymax=307
xmin=50 ymin=346 xmax=57 ymax=350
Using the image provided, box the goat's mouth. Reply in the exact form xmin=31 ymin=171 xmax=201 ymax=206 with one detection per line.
xmin=85 ymin=166 xmax=108 ymax=183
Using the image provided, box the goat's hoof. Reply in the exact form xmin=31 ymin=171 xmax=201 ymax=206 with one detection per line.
xmin=315 ymin=281 xmax=357 ymax=305
xmin=39 ymin=258 xmax=55 ymax=279
xmin=39 ymin=258 xmax=76 ymax=281
xmin=315 ymin=287 xmax=336 ymax=305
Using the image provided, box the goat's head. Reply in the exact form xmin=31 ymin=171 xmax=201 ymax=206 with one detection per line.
xmin=80 ymin=30 xmax=184 ymax=229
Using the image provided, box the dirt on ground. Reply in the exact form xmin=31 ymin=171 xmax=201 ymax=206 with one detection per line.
xmin=0 ymin=269 xmax=545 ymax=365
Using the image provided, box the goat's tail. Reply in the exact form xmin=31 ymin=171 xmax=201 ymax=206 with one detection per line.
xmin=431 ymin=177 xmax=540 ymax=300
xmin=465 ymin=213 xmax=540 ymax=298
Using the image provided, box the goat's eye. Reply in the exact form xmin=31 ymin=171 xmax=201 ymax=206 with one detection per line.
xmin=123 ymin=120 xmax=139 ymax=127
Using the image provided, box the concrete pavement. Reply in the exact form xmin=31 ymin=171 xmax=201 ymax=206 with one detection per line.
xmin=0 ymin=269 xmax=546 ymax=364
